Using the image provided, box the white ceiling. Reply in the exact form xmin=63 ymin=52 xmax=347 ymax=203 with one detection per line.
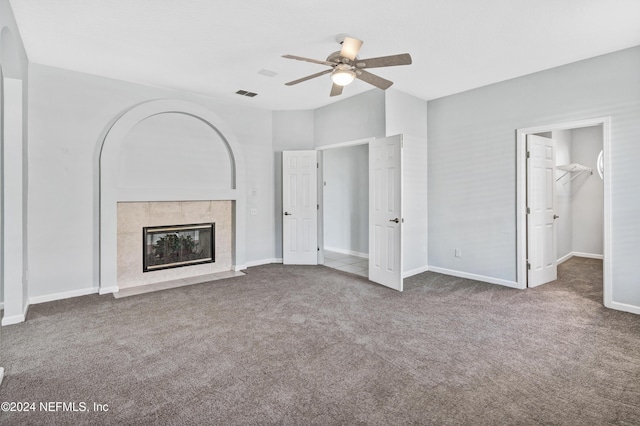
xmin=9 ymin=0 xmax=640 ymax=110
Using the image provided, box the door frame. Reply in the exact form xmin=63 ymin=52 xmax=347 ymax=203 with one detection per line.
xmin=316 ymin=137 xmax=374 ymax=267
xmin=516 ymin=117 xmax=611 ymax=307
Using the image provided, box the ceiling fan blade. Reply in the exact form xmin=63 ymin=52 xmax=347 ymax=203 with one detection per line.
xmin=356 ymin=53 xmax=412 ymax=69
xmin=356 ymin=70 xmax=393 ymax=90
xmin=285 ymin=69 xmax=333 ymax=86
xmin=330 ymin=83 xmax=343 ymax=97
xmin=282 ymin=54 xmax=336 ymax=67
xmin=340 ymin=36 xmax=363 ymax=61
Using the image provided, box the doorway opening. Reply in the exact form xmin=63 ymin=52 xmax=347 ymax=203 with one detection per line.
xmin=516 ymin=117 xmax=611 ymax=307
xmin=282 ymin=135 xmax=404 ymax=291
xmin=319 ymin=142 xmax=369 ymax=278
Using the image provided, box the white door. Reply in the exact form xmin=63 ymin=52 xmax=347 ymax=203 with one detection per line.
xmin=369 ymin=135 xmax=403 ymax=291
xmin=527 ymin=134 xmax=557 ymax=287
xmin=282 ymin=150 xmax=318 ymax=265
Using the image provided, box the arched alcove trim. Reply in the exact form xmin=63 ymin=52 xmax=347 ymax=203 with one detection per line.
xmin=98 ymin=99 xmax=246 ymax=293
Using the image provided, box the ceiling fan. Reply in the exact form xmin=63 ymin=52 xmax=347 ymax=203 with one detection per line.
xmin=283 ymin=35 xmax=412 ymax=97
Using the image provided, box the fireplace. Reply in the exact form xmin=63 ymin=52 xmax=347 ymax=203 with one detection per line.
xmin=143 ymin=223 xmax=215 ymax=272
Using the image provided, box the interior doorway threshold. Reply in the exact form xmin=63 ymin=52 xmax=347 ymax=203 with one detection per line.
xmin=113 ymin=270 xmax=245 ymax=299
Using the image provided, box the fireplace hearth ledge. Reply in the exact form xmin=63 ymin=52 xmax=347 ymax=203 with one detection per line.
xmin=112 ymin=270 xmax=245 ymax=299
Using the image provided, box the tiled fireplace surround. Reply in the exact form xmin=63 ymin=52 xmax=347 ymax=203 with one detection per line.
xmin=117 ymin=201 xmax=233 ymax=289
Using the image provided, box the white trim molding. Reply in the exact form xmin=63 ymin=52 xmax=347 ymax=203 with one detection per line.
xmin=558 ymin=252 xmax=604 ymax=265
xmin=428 ymin=266 xmax=519 ymax=289
xmin=315 ymin=137 xmax=374 ymax=151
xmin=241 ymin=258 xmax=284 ymax=269
xmin=99 ymin=286 xmax=119 ymax=295
xmin=610 ymin=301 xmax=640 ymax=316
xmin=324 ymin=246 xmax=369 ymax=259
xmin=1 ymin=301 xmax=28 ymax=326
xmin=30 ymin=287 xmax=99 ymax=305
xmin=403 ymin=265 xmax=429 ymax=278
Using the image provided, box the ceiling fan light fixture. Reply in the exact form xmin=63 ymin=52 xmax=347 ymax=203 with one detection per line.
xmin=331 ymin=65 xmax=356 ymax=86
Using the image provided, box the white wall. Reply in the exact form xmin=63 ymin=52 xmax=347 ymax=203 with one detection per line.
xmin=553 ymin=129 xmax=573 ymax=260
xmin=428 ymin=46 xmax=640 ymax=309
xmin=385 ymin=89 xmax=429 ymax=276
xmin=323 ymin=144 xmax=368 ymax=255
xmin=26 ymin=64 xmax=275 ymax=300
xmin=571 ymin=126 xmax=603 ymax=256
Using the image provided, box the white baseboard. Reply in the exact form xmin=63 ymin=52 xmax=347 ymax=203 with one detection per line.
xmin=557 ymin=252 xmax=574 ymax=265
xmin=573 ymin=252 xmax=604 ymax=260
xmin=558 ymin=251 xmax=604 ymax=265
xmin=403 ymin=265 xmax=429 ymax=278
xmin=98 ymin=286 xmax=119 ymax=295
xmin=324 ymin=246 xmax=369 ymax=259
xmin=30 ymin=287 xmax=99 ymax=305
xmin=609 ymin=301 xmax=640 ymax=316
xmin=2 ymin=302 xmax=29 ymax=326
xmin=427 ymin=266 xmax=519 ymax=289
xmin=241 ymin=258 xmax=283 ymax=269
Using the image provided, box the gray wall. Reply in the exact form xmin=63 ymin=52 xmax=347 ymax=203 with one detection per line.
xmin=314 ymin=90 xmax=385 ymax=147
xmin=428 ymin=46 xmax=640 ymax=308
xmin=554 ymin=126 xmax=604 ymax=261
xmin=323 ymin=144 xmax=368 ymax=254
xmin=571 ymin=126 xmax=603 ymax=256
xmin=26 ymin=64 xmax=276 ymax=299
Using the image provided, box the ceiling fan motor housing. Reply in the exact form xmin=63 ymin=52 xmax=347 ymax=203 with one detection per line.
xmin=283 ymin=35 xmax=411 ymax=96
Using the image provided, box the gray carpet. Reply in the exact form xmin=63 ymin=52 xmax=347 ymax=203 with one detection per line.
xmin=1 ymin=257 xmax=639 ymax=425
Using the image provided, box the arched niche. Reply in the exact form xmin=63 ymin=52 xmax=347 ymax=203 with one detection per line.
xmin=99 ymin=100 xmax=246 ymax=293
xmin=117 ymin=112 xmax=234 ymax=191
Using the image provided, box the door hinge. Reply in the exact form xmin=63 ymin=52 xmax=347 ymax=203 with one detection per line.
xmin=526 ymin=151 xmax=530 ymax=158
xmin=317 ymin=163 xmax=319 ymax=168
xmin=527 ymin=262 xmax=531 ymax=270
xmin=526 ymin=207 xmax=530 ymax=214
xmin=317 ymin=247 xmax=320 ymax=251
xmin=317 ymin=204 xmax=319 ymax=210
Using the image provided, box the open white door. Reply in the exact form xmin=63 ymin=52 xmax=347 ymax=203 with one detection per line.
xmin=282 ymin=150 xmax=318 ymax=265
xmin=369 ymin=135 xmax=403 ymax=291
xmin=527 ymin=134 xmax=557 ymax=287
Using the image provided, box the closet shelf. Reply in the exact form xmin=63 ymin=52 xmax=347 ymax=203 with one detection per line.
xmin=556 ymin=163 xmax=592 ymax=182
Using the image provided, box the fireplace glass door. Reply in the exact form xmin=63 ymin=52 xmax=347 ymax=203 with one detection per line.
xmin=143 ymin=223 xmax=215 ymax=272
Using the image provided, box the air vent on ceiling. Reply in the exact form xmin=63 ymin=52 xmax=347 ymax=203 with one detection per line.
xmin=258 ymin=69 xmax=278 ymax=77
xmin=236 ymin=90 xmax=258 ymax=97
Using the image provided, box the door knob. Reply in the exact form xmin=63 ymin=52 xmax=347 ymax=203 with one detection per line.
xmin=284 ymin=212 xmax=292 ymax=216
xmin=553 ymin=215 xmax=559 ymax=219
xmin=389 ymin=218 xmax=399 ymax=223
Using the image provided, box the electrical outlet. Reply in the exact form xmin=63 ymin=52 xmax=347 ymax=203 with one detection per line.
xmin=454 ymin=248 xmax=462 ymax=258
xmin=250 ymin=208 xmax=257 ymax=216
